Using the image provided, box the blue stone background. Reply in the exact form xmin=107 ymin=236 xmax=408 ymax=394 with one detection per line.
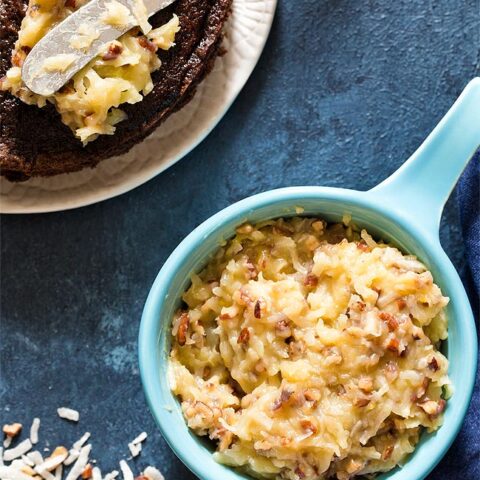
xmin=1 ymin=0 xmax=479 ymax=478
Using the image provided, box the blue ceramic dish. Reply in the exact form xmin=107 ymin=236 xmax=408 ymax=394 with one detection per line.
xmin=139 ymin=78 xmax=480 ymax=480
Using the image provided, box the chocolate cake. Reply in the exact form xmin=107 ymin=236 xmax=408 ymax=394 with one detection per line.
xmin=0 ymin=0 xmax=232 ymax=181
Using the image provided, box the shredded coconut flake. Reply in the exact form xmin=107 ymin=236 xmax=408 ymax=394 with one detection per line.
xmin=132 ymin=0 xmax=151 ymax=33
xmin=36 ymin=466 xmax=57 ymax=480
xmin=30 ymin=419 xmax=40 ymax=445
xmin=0 ymin=466 xmax=35 ymax=480
xmin=70 ymin=25 xmax=100 ymax=51
xmin=42 ymin=54 xmax=76 ymax=73
xmin=21 ymin=455 xmax=34 ymax=467
xmin=72 ymin=433 xmax=90 ymax=451
xmin=119 ymin=461 xmax=133 ymax=480
xmin=26 ymin=451 xmax=43 ymax=465
xmin=57 ymin=408 xmax=80 ymax=423
xmin=130 ymin=432 xmax=147 ymax=445
xmin=63 ymin=450 xmax=79 ymax=466
xmin=3 ymin=439 xmax=33 ymax=462
xmin=127 ymin=443 xmax=141 ymax=458
xmin=35 ymin=448 xmax=68 ymax=473
xmin=127 ymin=432 xmax=147 ymax=458
xmin=55 ymin=465 xmax=63 ymax=480
xmin=91 ymin=467 xmax=101 ymax=480
xmin=8 ymin=460 xmax=26 ymax=472
xmin=65 ymin=445 xmax=91 ymax=480
xmin=143 ymin=467 xmax=165 ymax=480
xmin=101 ymin=1 xmax=135 ymax=28
xmin=103 ymin=470 xmax=119 ymax=480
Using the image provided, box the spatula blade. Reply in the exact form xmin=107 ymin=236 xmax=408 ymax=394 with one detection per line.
xmin=21 ymin=0 xmax=175 ymax=96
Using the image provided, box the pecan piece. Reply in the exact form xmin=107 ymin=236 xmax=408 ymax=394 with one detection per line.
xmin=138 ymin=37 xmax=157 ymax=52
xmin=254 ymin=300 xmax=262 ymax=319
xmin=354 ymin=397 xmax=371 ymax=407
xmin=386 ymin=337 xmax=400 ymax=353
xmin=303 ymin=273 xmax=318 ymax=287
xmin=12 ymin=53 xmax=23 ymax=67
xmin=396 ymin=298 xmax=407 ymax=310
xmin=102 ymin=43 xmax=123 ymax=61
xmin=382 ymin=445 xmax=394 ymax=460
xmin=288 ymin=339 xmax=306 ymax=358
xmin=379 ymin=312 xmax=399 ymax=331
xmin=294 ymin=466 xmax=306 ymax=479
xmin=357 ymin=241 xmax=370 ymax=252
xmin=428 ymin=356 xmax=439 ymax=372
xmin=245 ymin=260 xmax=257 ymax=279
xmin=299 ymin=420 xmax=317 ymax=435
xmin=176 ymin=313 xmax=189 ymax=346
xmin=418 ymin=399 xmax=446 ymax=417
xmin=237 ymin=328 xmax=250 ymax=346
xmin=272 ymin=389 xmax=293 ymax=411
xmin=411 ymin=377 xmax=430 ymax=402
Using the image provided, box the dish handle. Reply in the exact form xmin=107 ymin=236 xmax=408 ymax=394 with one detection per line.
xmin=368 ymin=77 xmax=480 ymax=240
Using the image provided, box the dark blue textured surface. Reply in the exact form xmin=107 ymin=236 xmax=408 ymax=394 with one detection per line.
xmin=1 ymin=1 xmax=479 ymax=479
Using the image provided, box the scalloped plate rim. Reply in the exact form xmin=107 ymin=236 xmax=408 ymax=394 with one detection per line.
xmin=0 ymin=0 xmax=277 ymax=214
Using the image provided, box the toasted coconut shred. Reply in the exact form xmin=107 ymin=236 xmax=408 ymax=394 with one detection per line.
xmin=29 ymin=420 xmax=40 ymax=446
xmin=127 ymin=432 xmax=147 ymax=458
xmin=169 ymin=217 xmax=451 ymax=480
xmin=102 ymin=470 xmax=119 ymax=480
xmin=1 ymin=413 xmax=164 ymax=480
xmin=118 ymin=461 xmax=133 ymax=480
xmin=3 ymin=440 xmax=33 ymax=462
xmin=56 ymin=409 xmax=80 ymax=423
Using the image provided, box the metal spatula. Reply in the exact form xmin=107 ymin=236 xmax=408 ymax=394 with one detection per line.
xmin=22 ymin=0 xmax=176 ymax=96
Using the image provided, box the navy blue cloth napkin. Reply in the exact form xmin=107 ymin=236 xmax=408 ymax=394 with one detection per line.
xmin=429 ymin=152 xmax=479 ymax=479
xmin=458 ymin=152 xmax=480 ymax=301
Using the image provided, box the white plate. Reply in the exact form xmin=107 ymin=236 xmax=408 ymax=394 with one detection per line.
xmin=0 ymin=0 xmax=277 ymax=213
